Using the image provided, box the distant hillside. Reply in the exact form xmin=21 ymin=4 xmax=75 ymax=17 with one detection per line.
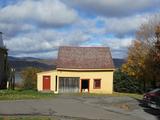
xmin=8 ymin=56 xmax=56 ymax=71
xmin=113 ymin=58 xmax=125 ymax=68
xmin=8 ymin=56 xmax=124 ymax=71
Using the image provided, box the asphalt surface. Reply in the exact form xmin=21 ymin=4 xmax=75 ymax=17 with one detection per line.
xmin=0 ymin=95 xmax=159 ymax=120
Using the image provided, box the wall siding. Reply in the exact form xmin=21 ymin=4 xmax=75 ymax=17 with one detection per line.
xmin=37 ymin=70 xmax=114 ymax=94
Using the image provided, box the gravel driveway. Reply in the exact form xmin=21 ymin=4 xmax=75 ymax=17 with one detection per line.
xmin=0 ymin=95 xmax=159 ymax=120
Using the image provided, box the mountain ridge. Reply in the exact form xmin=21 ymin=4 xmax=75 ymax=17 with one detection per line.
xmin=8 ymin=56 xmax=125 ymax=71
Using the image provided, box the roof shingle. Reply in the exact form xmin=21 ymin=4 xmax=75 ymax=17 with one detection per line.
xmin=57 ymin=46 xmax=115 ymax=69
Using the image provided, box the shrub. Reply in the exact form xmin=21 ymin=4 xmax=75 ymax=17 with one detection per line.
xmin=114 ymin=69 xmax=142 ymax=93
xmin=21 ymin=67 xmax=42 ymax=89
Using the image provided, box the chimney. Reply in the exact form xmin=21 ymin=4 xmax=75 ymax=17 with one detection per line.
xmin=0 ymin=32 xmax=4 ymax=48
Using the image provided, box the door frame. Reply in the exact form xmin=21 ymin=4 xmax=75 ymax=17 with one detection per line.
xmin=80 ymin=79 xmax=90 ymax=93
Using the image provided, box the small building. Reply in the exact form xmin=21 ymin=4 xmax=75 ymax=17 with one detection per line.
xmin=37 ymin=46 xmax=115 ymax=94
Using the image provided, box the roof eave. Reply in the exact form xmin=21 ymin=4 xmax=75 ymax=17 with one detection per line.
xmin=56 ymin=68 xmax=115 ymax=71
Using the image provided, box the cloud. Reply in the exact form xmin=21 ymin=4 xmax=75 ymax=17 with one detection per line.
xmin=3 ymin=13 xmax=149 ymax=58
xmin=73 ymin=14 xmax=148 ymax=38
xmin=102 ymin=37 xmax=132 ymax=49
xmin=104 ymin=14 xmax=148 ymax=37
xmin=5 ymin=29 xmax=91 ymax=58
xmin=0 ymin=22 xmax=36 ymax=37
xmin=0 ymin=0 xmax=78 ymax=28
xmin=101 ymin=37 xmax=133 ymax=58
xmin=62 ymin=0 xmax=160 ymax=17
xmin=1 ymin=0 xmax=159 ymax=59
xmin=6 ymin=31 xmax=133 ymax=58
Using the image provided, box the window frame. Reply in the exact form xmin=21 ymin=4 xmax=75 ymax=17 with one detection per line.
xmin=93 ymin=79 xmax=101 ymax=89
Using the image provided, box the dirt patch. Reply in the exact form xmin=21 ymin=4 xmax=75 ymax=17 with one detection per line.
xmin=113 ymin=104 xmax=130 ymax=111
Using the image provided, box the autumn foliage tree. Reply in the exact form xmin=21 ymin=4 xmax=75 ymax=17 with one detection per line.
xmin=122 ymin=14 xmax=160 ymax=92
xmin=21 ymin=67 xmax=42 ymax=89
xmin=121 ymin=40 xmax=148 ymax=91
xmin=146 ymin=26 xmax=160 ymax=87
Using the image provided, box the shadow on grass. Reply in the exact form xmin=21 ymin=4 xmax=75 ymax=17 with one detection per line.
xmin=134 ymin=98 xmax=160 ymax=120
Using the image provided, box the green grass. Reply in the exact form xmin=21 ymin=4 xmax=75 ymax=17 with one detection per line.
xmin=0 ymin=116 xmax=55 ymax=120
xmin=0 ymin=89 xmax=143 ymax=100
xmin=0 ymin=89 xmax=55 ymax=100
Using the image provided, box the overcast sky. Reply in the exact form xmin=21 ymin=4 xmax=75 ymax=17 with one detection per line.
xmin=0 ymin=0 xmax=160 ymax=59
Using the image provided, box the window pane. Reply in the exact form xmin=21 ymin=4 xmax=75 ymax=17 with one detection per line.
xmin=94 ymin=79 xmax=101 ymax=89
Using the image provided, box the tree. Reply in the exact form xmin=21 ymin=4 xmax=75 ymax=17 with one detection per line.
xmin=114 ymin=69 xmax=142 ymax=93
xmin=21 ymin=67 xmax=42 ymax=89
xmin=137 ymin=15 xmax=160 ymax=88
xmin=145 ymin=26 xmax=160 ymax=87
xmin=122 ymin=14 xmax=160 ymax=92
xmin=121 ymin=40 xmax=148 ymax=91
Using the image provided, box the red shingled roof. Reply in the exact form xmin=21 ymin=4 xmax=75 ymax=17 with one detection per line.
xmin=57 ymin=46 xmax=115 ymax=69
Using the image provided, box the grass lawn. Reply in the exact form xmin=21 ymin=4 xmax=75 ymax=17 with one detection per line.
xmin=0 ymin=89 xmax=55 ymax=100
xmin=0 ymin=89 xmax=143 ymax=100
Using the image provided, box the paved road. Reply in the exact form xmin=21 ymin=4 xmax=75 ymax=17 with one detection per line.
xmin=0 ymin=95 xmax=159 ymax=120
